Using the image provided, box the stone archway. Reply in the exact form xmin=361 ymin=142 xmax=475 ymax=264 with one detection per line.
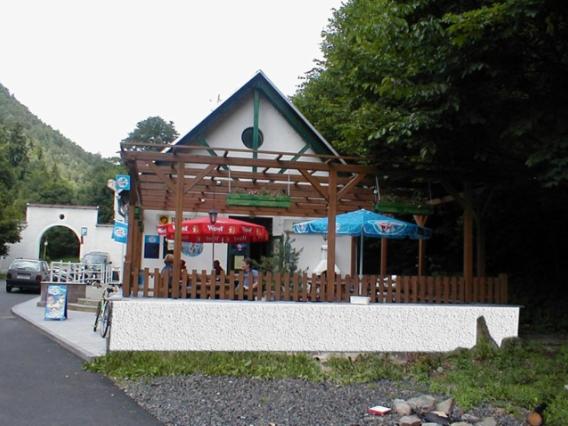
xmin=38 ymin=225 xmax=81 ymax=262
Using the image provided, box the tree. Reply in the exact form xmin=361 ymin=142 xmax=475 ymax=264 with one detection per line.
xmin=122 ymin=116 xmax=179 ymax=151
xmin=0 ymin=125 xmax=23 ymax=254
xmin=294 ymin=0 xmax=568 ymax=330
xmin=294 ymin=0 xmax=568 ymax=187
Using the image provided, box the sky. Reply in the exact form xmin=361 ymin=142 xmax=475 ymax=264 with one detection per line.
xmin=1 ymin=0 xmax=343 ymax=158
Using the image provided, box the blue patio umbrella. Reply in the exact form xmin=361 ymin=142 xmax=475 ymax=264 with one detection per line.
xmin=292 ymin=209 xmax=431 ymax=274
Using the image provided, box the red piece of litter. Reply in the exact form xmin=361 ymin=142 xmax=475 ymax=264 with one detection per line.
xmin=368 ymin=405 xmax=391 ymax=416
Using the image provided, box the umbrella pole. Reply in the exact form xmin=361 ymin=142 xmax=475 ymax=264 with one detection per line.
xmin=359 ymin=232 xmax=364 ymax=276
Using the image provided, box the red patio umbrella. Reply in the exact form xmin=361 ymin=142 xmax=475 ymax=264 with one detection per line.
xmin=157 ymin=216 xmax=269 ymax=243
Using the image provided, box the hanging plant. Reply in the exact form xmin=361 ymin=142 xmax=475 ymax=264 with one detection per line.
xmin=374 ymin=195 xmax=433 ymax=215
xmin=226 ymin=190 xmax=291 ymax=208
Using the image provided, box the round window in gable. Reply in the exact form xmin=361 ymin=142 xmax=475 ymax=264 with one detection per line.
xmin=241 ymin=127 xmax=264 ymax=149
xmin=59 ymin=214 xmax=65 ymax=220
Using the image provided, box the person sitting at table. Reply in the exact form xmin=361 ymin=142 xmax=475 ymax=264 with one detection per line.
xmin=242 ymin=258 xmax=258 ymax=291
xmin=161 ymin=254 xmax=174 ymax=292
xmin=213 ymin=259 xmax=224 ymax=276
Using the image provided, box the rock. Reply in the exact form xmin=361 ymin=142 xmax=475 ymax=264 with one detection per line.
xmin=475 ymin=417 xmax=497 ymax=426
xmin=406 ymin=394 xmax=436 ymax=414
xmin=450 ymin=423 xmax=471 ymax=426
xmin=462 ymin=413 xmax=480 ymax=423
xmin=423 ymin=411 xmax=450 ymax=425
xmin=435 ymin=398 xmax=454 ymax=415
xmin=422 ymin=423 xmax=441 ymax=426
xmin=393 ymin=399 xmax=412 ymax=416
xmin=398 ymin=415 xmax=422 ymax=426
xmin=450 ymin=405 xmax=464 ymax=420
xmin=475 ymin=316 xmax=499 ymax=349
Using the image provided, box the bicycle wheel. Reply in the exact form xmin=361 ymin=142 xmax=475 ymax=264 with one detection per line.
xmin=93 ymin=301 xmax=103 ymax=332
xmin=100 ymin=302 xmax=112 ymax=338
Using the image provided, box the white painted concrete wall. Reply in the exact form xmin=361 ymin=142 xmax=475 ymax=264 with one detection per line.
xmin=108 ymin=299 xmax=520 ymax=352
xmin=0 ymin=204 xmax=123 ymax=272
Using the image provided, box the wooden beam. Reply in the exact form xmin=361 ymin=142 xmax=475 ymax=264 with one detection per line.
xmin=146 ymin=161 xmax=176 ymax=192
xmin=124 ymin=151 xmax=375 ymax=174
xmin=337 ymin=173 xmax=366 ymax=200
xmin=299 ymin=169 xmax=329 ymax=200
xmin=184 ymin=164 xmax=217 ymax=194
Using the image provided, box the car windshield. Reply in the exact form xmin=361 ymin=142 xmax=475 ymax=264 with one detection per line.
xmin=10 ymin=260 xmax=41 ymax=271
xmin=82 ymin=253 xmax=108 ymax=265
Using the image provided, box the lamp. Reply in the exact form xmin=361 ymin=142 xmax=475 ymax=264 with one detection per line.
xmin=208 ymin=209 xmax=218 ymax=224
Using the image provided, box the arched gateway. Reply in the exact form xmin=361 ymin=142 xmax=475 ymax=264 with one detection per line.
xmin=0 ymin=204 xmax=121 ymax=272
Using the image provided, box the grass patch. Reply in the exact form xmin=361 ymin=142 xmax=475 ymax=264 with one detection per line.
xmin=86 ymin=352 xmax=324 ymax=381
xmin=86 ymin=340 xmax=568 ymax=423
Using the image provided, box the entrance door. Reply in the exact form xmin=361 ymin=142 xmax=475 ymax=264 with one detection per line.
xmin=227 ymin=216 xmax=272 ymax=271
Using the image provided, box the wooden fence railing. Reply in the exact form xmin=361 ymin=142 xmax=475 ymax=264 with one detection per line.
xmin=126 ymin=269 xmax=508 ymax=304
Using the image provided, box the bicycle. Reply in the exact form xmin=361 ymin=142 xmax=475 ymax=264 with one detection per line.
xmin=93 ymin=284 xmax=119 ymax=338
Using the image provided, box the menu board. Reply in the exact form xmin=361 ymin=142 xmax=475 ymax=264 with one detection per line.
xmin=45 ymin=284 xmax=68 ymax=320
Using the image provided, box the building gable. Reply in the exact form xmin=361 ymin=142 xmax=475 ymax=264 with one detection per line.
xmin=175 ymin=71 xmax=340 ymax=159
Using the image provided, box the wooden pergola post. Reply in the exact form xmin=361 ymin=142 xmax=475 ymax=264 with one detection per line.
xmin=327 ymin=166 xmax=337 ymax=301
xmin=463 ymin=182 xmax=474 ymax=302
xmin=380 ymin=238 xmax=388 ymax=281
xmin=413 ymin=215 xmax=429 ymax=276
xmin=171 ymin=160 xmax=185 ymax=298
xmin=122 ymin=183 xmax=137 ymax=297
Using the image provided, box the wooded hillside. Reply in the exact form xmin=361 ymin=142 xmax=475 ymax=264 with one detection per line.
xmin=0 ymin=82 xmax=121 ymax=228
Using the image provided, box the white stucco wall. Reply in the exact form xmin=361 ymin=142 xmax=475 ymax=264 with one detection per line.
xmin=205 ymin=94 xmax=309 ymax=157
xmin=108 ymin=299 xmax=520 ymax=352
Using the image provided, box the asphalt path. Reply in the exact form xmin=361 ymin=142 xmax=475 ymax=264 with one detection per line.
xmin=0 ymin=280 xmax=161 ymax=426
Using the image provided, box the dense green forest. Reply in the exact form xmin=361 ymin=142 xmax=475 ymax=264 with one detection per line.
xmin=294 ymin=0 xmax=568 ymax=332
xmin=0 ymin=82 xmax=122 ymax=254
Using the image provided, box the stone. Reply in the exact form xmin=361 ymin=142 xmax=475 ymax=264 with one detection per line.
xmin=475 ymin=417 xmax=497 ymax=426
xmin=423 ymin=411 xmax=450 ymax=425
xmin=475 ymin=316 xmax=499 ymax=349
xmin=398 ymin=415 xmax=421 ymax=426
xmin=393 ymin=399 xmax=412 ymax=416
xmin=450 ymin=423 xmax=471 ymax=426
xmin=462 ymin=413 xmax=480 ymax=423
xmin=406 ymin=394 xmax=436 ymax=414
xmin=436 ymin=398 xmax=454 ymax=415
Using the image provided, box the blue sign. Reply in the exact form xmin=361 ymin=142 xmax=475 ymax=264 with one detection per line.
xmin=45 ymin=285 xmax=68 ymax=320
xmin=115 ymin=175 xmax=130 ymax=192
xmin=182 ymin=242 xmax=203 ymax=257
xmin=112 ymin=221 xmax=128 ymax=243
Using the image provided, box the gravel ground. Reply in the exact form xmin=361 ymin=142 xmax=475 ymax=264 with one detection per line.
xmin=117 ymin=375 xmax=525 ymax=426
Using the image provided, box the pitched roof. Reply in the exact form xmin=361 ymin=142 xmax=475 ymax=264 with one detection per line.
xmin=175 ymin=70 xmax=341 ymax=157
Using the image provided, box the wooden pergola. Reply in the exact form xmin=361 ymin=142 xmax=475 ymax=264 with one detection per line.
xmin=119 ymin=143 xmax=377 ymax=297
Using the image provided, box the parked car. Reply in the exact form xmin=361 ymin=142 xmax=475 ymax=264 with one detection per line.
xmin=6 ymin=259 xmax=50 ymax=293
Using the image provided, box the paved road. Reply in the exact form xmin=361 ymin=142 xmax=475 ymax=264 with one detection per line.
xmin=0 ymin=280 xmax=161 ymax=426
